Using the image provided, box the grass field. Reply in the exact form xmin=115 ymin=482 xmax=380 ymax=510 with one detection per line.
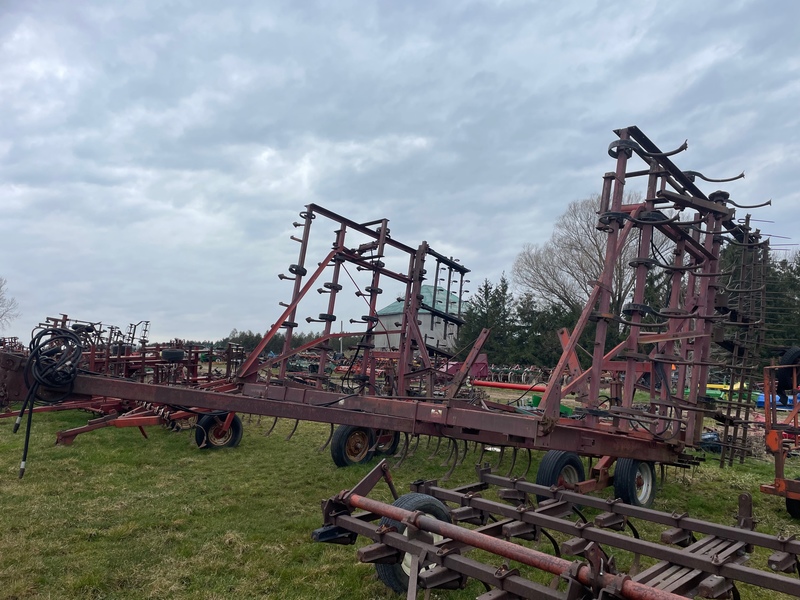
xmin=2 ymin=406 xmax=800 ymax=600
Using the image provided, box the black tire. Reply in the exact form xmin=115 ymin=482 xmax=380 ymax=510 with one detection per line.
xmin=786 ymin=479 xmax=800 ymax=519
xmin=777 ymin=347 xmax=800 ymax=405
xmin=375 ymin=430 xmax=401 ymax=456
xmin=614 ymin=458 xmax=657 ymax=507
xmin=195 ymin=414 xmax=243 ymax=449
xmin=535 ymin=450 xmax=585 ymax=504
xmin=374 ymin=493 xmax=451 ymax=593
xmin=330 ymin=425 xmax=375 ymax=467
xmin=161 ymin=348 xmax=185 ymax=362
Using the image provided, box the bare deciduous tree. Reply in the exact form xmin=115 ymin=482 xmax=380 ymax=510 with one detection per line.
xmin=0 ymin=277 xmax=20 ymax=330
xmin=512 ymin=193 xmax=645 ymax=316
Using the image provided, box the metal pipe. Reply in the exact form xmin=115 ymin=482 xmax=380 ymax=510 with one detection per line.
xmin=347 ymin=493 xmax=687 ymax=600
xmin=472 ymin=380 xmax=546 ymax=392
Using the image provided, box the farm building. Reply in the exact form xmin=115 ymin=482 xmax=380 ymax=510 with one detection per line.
xmin=373 ymin=285 xmax=463 ymax=352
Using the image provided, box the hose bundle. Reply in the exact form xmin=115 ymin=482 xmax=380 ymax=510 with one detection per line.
xmin=13 ymin=328 xmax=83 ymax=478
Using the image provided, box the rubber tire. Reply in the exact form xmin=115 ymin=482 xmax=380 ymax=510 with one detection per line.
xmin=614 ymin=458 xmax=657 ymax=507
xmin=195 ymin=414 xmax=243 ymax=449
xmin=161 ymin=348 xmax=185 ymax=362
xmin=330 ymin=425 xmax=375 ymax=467
xmin=535 ymin=450 xmax=585 ymax=505
xmin=786 ymin=479 xmax=800 ymax=519
xmin=375 ymin=430 xmax=401 ymax=456
xmin=777 ymin=347 xmax=800 ymax=405
xmin=374 ymin=493 xmax=451 ymax=593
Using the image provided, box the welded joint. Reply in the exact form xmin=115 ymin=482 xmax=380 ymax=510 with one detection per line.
xmin=596 ymin=572 xmax=631 ymax=600
xmin=403 ymin=510 xmax=426 ymax=532
xmin=375 ymin=523 xmax=398 ymax=537
xmin=584 ymin=542 xmax=616 ymax=597
xmin=562 ymin=561 xmax=591 ymax=600
xmin=493 ymin=562 xmax=520 ymax=580
xmin=321 ymin=497 xmax=352 ymax=526
xmin=409 ymin=478 xmax=438 ymax=495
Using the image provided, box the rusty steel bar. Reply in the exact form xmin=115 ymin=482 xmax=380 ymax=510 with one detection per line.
xmin=347 ymin=493 xmax=687 ymax=600
xmin=471 ymin=379 xmax=546 ymax=392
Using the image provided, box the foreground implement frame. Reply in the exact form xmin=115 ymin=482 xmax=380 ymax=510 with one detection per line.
xmin=315 ymin=460 xmax=800 ymax=599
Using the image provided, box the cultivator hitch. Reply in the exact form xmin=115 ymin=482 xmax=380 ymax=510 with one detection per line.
xmin=315 ymin=460 xmax=800 ymax=599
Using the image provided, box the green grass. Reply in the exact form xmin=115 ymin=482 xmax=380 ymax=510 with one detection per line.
xmin=1 ymin=409 xmax=800 ymax=599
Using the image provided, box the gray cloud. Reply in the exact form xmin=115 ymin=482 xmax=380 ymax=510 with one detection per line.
xmin=2 ymin=0 xmax=798 ymax=342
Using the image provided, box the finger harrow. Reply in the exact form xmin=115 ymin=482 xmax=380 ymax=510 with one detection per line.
xmin=314 ymin=459 xmax=800 ymax=599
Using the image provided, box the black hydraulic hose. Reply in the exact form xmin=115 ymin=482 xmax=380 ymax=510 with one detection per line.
xmin=13 ymin=327 xmax=83 ymax=478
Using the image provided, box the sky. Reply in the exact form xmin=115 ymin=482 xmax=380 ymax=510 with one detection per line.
xmin=2 ymin=0 xmax=799 ymax=343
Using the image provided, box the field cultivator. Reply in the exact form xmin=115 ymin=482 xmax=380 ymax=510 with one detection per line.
xmin=3 ymin=125 xmax=799 ymax=596
xmin=314 ymin=459 xmax=800 ymax=599
xmin=0 ymin=126 xmax=780 ymax=504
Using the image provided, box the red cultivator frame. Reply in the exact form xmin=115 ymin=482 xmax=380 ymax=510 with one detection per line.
xmin=1 ymin=126 xmax=790 ymax=598
xmin=1 ymin=126 xmax=769 ymax=486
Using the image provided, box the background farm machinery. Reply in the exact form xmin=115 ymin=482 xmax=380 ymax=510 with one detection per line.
xmin=2 ymin=126 xmax=798 ymax=598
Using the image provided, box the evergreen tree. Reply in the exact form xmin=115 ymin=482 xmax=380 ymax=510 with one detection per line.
xmin=456 ymin=276 xmax=516 ymax=364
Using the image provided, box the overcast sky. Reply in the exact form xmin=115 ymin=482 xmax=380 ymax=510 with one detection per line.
xmin=2 ymin=0 xmax=799 ymax=343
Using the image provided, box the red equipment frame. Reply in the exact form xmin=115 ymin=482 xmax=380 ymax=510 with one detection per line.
xmin=0 ymin=126 xmax=770 ymax=489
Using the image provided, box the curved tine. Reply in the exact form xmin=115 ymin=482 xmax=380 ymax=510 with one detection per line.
xmin=628 ymin=519 xmax=643 ymax=576
xmin=284 ymin=419 xmax=300 ymax=441
xmin=368 ymin=433 xmax=381 ymax=453
xmin=428 ymin=435 xmax=443 ymax=459
xmin=441 ymin=439 xmax=459 ymax=482
xmin=684 ymin=169 xmax=745 ymax=184
xmin=542 ymin=528 xmax=563 ymax=589
xmin=457 ymin=440 xmax=469 ymax=466
xmin=317 ymin=423 xmax=334 ymax=453
xmin=425 ymin=435 xmax=433 ymax=449
xmin=541 ymin=528 xmax=561 ymax=557
xmin=392 ymin=433 xmax=410 ymax=469
xmin=505 ymin=447 xmax=519 ymax=478
xmin=407 ymin=434 xmax=420 ymax=457
xmin=471 ymin=441 xmax=481 ymax=457
xmin=264 ymin=417 xmax=279 ymax=436
xmin=520 ymin=449 xmax=532 ymax=479
xmin=728 ymin=197 xmax=770 ymax=209
xmin=492 ymin=446 xmax=506 ymax=473
xmin=477 ymin=444 xmax=487 ymax=466
xmin=256 ymin=414 xmax=262 ymax=425
xmin=440 ymin=438 xmax=457 ymax=467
